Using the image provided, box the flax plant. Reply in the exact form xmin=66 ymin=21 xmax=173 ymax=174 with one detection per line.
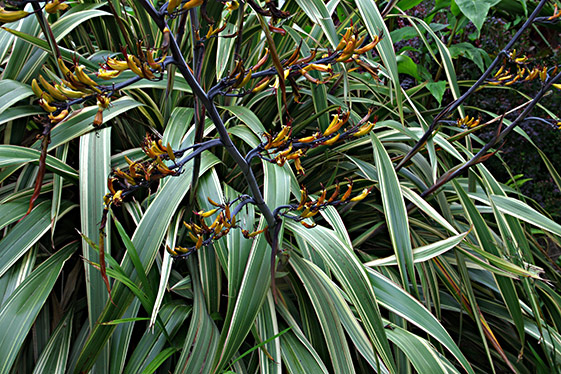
xmin=0 ymin=1 xmax=561 ymax=373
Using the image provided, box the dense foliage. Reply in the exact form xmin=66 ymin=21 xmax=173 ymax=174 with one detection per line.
xmin=1 ymin=0 xmax=561 ymax=373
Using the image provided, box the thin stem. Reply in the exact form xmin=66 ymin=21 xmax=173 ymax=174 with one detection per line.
xmin=395 ymin=0 xmax=549 ymax=172
xmin=173 ymin=139 xmax=223 ymax=169
xmin=188 ymin=7 xmax=205 ymax=204
xmin=419 ymin=70 xmax=561 ymax=199
xmin=137 ymin=0 xmax=276 ymax=229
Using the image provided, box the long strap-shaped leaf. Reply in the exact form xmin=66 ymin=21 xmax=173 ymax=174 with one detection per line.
xmin=366 ymin=268 xmax=475 ymax=374
xmin=355 ymin=0 xmax=403 ymax=120
xmin=287 ymin=221 xmax=397 ymax=372
xmin=371 ymin=133 xmax=415 ymax=291
xmin=0 ymin=242 xmax=76 ymax=374
xmin=74 ymin=155 xmax=219 ymax=373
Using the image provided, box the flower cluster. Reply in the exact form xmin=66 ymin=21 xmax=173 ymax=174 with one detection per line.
xmin=276 ymin=181 xmax=373 ymax=228
xmin=103 ymin=136 xmax=179 ymax=207
xmin=30 ymin=58 xmax=110 ymax=123
xmin=99 ymin=43 xmax=165 ymax=80
xmin=487 ymin=50 xmax=557 ymax=86
xmin=208 ymin=23 xmax=382 ymax=99
xmin=456 ymin=115 xmax=481 ymax=129
xmin=168 ymin=196 xmax=265 ymax=257
xmin=257 ymin=108 xmax=376 ymax=175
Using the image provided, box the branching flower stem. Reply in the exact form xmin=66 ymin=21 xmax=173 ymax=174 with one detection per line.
xmin=137 ymin=0 xmax=277 ymax=230
xmin=415 ymin=69 xmax=561 ymax=200
xmin=395 ymin=0 xmax=549 ymax=172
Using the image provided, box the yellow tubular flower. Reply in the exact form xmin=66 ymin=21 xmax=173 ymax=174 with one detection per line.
xmin=106 ymin=58 xmax=129 ymax=71
xmin=294 ymin=157 xmax=305 ymax=175
xmin=341 ymin=181 xmax=353 ymax=201
xmin=253 ymin=48 xmax=269 ymax=70
xmin=198 ymin=208 xmax=219 ymax=218
xmin=126 ymin=55 xmax=144 ymax=78
xmin=31 ymin=79 xmax=46 ymax=99
xmin=233 ymin=69 xmax=252 ymax=88
xmin=335 ymin=38 xmax=347 ymax=52
xmin=335 ymin=53 xmax=353 ymax=63
xmin=322 ymin=133 xmax=340 ymax=146
xmin=39 ymin=75 xmax=67 ymax=101
xmin=97 ymin=96 xmax=111 ymax=109
xmin=494 ymin=65 xmax=505 ymax=77
xmin=327 ymin=183 xmax=340 ymax=203
xmin=195 ymin=235 xmax=203 ymax=249
xmin=350 ymin=187 xmax=371 ymax=202
xmin=297 ymin=187 xmax=308 ymax=210
xmin=0 ymin=7 xmax=29 ymax=23
xmin=48 ymin=109 xmax=69 ymax=123
xmin=354 ymin=36 xmax=381 ymax=54
xmin=146 ymin=50 xmax=164 ymax=71
xmin=97 ymin=69 xmax=121 ymax=80
xmin=167 ymin=0 xmax=181 ymax=13
xmin=182 ymin=0 xmax=204 ymax=11
xmin=226 ymin=1 xmax=240 ymax=12
xmin=271 ymin=124 xmax=291 ymax=145
xmin=352 ymin=121 xmax=375 ymax=137
xmin=57 ymin=57 xmax=72 ymax=77
xmin=316 ymin=188 xmax=327 ymax=206
xmin=297 ymin=134 xmax=318 ymax=143
xmin=75 ymin=65 xmax=98 ymax=87
xmin=300 ymin=221 xmax=317 ymax=229
xmin=253 ymin=77 xmax=271 ymax=93
xmin=540 ymin=67 xmax=548 ymax=82
xmin=38 ymin=99 xmax=57 ymax=113
xmin=93 ymin=108 xmax=103 ymax=127
xmin=56 ymin=84 xmax=85 ymax=99
xmin=32 ymin=80 xmax=54 ymax=103
xmin=342 ymin=35 xmax=357 ymax=55
xmin=45 ymin=0 xmax=69 ymax=14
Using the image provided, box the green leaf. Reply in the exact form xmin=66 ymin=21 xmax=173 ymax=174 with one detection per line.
xmin=140 ymin=347 xmax=178 ymax=374
xmin=366 ymin=231 xmax=469 ymax=267
xmin=47 ymin=96 xmax=142 ymax=151
xmin=0 ymin=243 xmax=76 ymax=374
xmin=367 ymin=269 xmax=475 ymax=374
xmin=74 ymin=154 xmax=219 ymax=373
xmin=286 ymin=221 xmax=397 ymax=372
xmin=279 ymin=330 xmax=329 ymax=373
xmin=0 ymin=145 xmax=78 ymax=182
xmin=385 ymin=324 xmax=460 ymax=374
xmin=0 ymin=200 xmax=73 ymax=278
xmin=489 ymin=195 xmax=561 ymax=237
xmin=294 ymin=0 xmax=339 ymax=48
xmin=0 ymin=105 xmax=43 ymax=125
xmin=291 ymin=256 xmax=356 ymax=374
xmin=397 ymin=55 xmax=420 ymax=80
xmin=454 ymin=0 xmax=501 ymax=31
xmin=448 ymin=42 xmax=488 ymax=72
xmin=355 ymin=0 xmax=403 ymax=118
xmin=0 ymin=80 xmax=33 ymax=114
xmin=397 ymin=0 xmax=424 ymax=11
xmin=125 ymin=302 xmax=189 ymax=374
xmin=252 ymin=294 xmax=284 ymax=374
xmin=174 ymin=261 xmax=220 ymax=374
xmin=1 ymin=28 xmax=98 ymax=72
xmin=79 ymin=128 xmax=111 ymax=374
xmin=220 ymin=105 xmax=266 ymax=135
xmin=371 ymin=133 xmax=414 ymax=290
xmin=425 ymin=81 xmax=447 ymax=105
xmin=32 ymin=310 xmax=74 ymax=374
xmin=212 ymin=162 xmax=290 ymax=372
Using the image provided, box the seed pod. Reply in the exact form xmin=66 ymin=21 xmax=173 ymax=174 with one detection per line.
xmin=93 ymin=108 xmax=103 ymax=127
